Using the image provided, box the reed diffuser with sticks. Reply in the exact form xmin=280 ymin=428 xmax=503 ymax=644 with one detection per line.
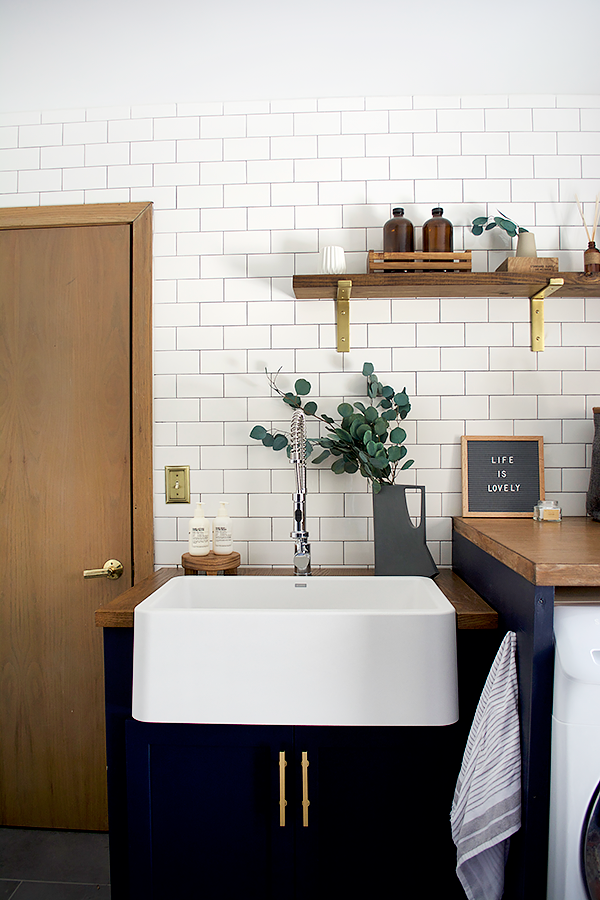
xmin=576 ymin=195 xmax=600 ymax=273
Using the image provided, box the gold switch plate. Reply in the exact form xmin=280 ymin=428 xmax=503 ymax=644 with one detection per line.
xmin=165 ymin=466 xmax=190 ymax=503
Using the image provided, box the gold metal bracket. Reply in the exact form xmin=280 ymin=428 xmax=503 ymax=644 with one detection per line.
xmin=529 ymin=278 xmax=564 ymax=352
xmin=336 ymin=280 xmax=352 ymax=352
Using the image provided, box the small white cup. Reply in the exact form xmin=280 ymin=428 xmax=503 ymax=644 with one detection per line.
xmin=321 ymin=246 xmax=346 ymax=275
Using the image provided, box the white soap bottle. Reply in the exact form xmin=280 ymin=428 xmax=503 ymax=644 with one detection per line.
xmin=188 ymin=502 xmax=211 ymax=556
xmin=213 ymin=501 xmax=233 ymax=555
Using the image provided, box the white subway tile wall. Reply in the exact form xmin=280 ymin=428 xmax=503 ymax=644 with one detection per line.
xmin=2 ymin=94 xmax=599 ymax=568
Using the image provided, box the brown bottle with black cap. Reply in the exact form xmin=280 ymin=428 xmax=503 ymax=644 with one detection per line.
xmin=383 ymin=208 xmax=414 ymax=253
xmin=422 ymin=207 xmax=453 ymax=252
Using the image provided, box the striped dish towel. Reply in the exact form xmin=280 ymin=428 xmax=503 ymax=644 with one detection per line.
xmin=450 ymin=631 xmax=521 ymax=900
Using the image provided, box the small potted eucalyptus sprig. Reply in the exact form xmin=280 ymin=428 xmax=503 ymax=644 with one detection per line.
xmin=250 ymin=363 xmax=414 ymax=494
xmin=471 ymin=211 xmax=529 ymax=240
xmin=471 ymin=210 xmax=537 ymax=259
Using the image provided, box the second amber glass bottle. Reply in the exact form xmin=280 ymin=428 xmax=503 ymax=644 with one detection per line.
xmin=422 ymin=207 xmax=453 ymax=252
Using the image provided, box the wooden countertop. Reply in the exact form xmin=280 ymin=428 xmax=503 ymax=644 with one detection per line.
xmin=95 ymin=566 xmax=497 ymax=630
xmin=454 ymin=516 xmax=600 ymax=586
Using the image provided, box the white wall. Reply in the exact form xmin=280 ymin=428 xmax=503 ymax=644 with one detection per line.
xmin=2 ymin=0 xmax=600 ymax=114
xmin=1 ymin=91 xmax=598 ymax=568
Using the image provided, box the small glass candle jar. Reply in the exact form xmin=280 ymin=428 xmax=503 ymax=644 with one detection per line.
xmin=533 ymin=499 xmax=562 ymax=522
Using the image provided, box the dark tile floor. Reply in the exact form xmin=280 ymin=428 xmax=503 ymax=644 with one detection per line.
xmin=0 ymin=828 xmax=110 ymax=899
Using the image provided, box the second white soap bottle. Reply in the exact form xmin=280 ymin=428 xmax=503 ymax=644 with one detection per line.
xmin=213 ymin=501 xmax=233 ymax=554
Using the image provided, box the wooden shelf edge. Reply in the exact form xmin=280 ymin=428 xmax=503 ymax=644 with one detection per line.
xmin=293 ymin=272 xmax=600 ymax=300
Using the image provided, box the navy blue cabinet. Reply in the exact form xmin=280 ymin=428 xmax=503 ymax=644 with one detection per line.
xmin=125 ymin=720 xmax=464 ymax=899
xmin=103 ymin=627 xmax=494 ymax=899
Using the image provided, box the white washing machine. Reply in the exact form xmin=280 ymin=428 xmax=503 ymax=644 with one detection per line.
xmin=548 ymin=603 xmax=600 ymax=900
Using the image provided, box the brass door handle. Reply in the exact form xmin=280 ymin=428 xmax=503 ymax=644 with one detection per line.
xmin=301 ymin=751 xmax=310 ymax=827
xmin=279 ymin=751 xmax=287 ymax=827
xmin=83 ymin=559 xmax=124 ymax=580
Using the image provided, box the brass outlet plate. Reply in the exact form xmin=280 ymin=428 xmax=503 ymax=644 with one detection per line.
xmin=165 ymin=466 xmax=190 ymax=503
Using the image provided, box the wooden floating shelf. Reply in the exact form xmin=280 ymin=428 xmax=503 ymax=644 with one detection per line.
xmin=293 ymin=271 xmax=600 ymax=300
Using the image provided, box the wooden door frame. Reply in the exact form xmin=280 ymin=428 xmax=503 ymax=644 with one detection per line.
xmin=0 ymin=202 xmax=154 ymax=582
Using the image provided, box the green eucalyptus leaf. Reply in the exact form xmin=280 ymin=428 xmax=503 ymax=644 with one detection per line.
xmin=485 ymin=222 xmax=497 ymax=230
xmin=356 ymin=423 xmax=371 ymax=441
xmin=366 ymin=440 xmax=378 ymax=456
xmin=321 ymin=414 xmax=335 ymax=424
xmin=353 ymin=401 xmax=367 ymax=413
xmin=382 ymin=385 xmax=394 ymax=399
xmin=295 ymin=378 xmax=311 ymax=395
xmin=471 ymin=225 xmax=484 ymax=235
xmin=387 ymin=444 xmax=403 ymax=461
xmin=331 ymin=457 xmax=346 ymax=475
xmin=390 ymin=426 xmax=407 ymax=444
xmin=335 ymin=428 xmax=353 ymax=442
xmin=362 ymin=362 xmax=374 ymax=376
xmin=382 ymin=408 xmax=397 ymax=421
xmin=272 ymin=434 xmax=288 ymax=451
xmin=379 ymin=397 xmax=392 ymax=409
xmin=283 ymin=393 xmax=301 ymax=407
xmin=303 ymin=401 xmax=318 ymax=416
xmin=250 ymin=425 xmax=267 ymax=440
xmin=365 ymin=406 xmax=378 ymax=423
xmin=344 ymin=461 xmax=358 ymax=474
xmin=401 ymin=459 xmax=415 ymax=470
xmin=472 ymin=216 xmax=488 ymax=226
xmin=311 ymin=450 xmax=330 ymax=465
xmin=518 ymin=227 xmax=529 ymax=233
xmin=370 ymin=456 xmax=389 ymax=470
xmin=362 ymin=429 xmax=373 ymax=445
xmin=372 ymin=481 xmax=382 ymax=493
xmin=337 ymin=403 xmax=353 ymax=417
xmin=262 ymin=433 xmax=274 ymax=447
xmin=373 ymin=418 xmax=388 ymax=436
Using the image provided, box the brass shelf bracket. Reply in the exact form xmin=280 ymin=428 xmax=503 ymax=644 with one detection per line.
xmin=336 ymin=280 xmax=352 ymax=352
xmin=529 ymin=278 xmax=564 ymax=352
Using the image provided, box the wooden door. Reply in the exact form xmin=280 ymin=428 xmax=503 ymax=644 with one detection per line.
xmin=0 ymin=204 xmax=153 ymax=831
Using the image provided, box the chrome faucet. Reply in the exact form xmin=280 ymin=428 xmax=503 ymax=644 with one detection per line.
xmin=290 ymin=409 xmax=311 ymax=575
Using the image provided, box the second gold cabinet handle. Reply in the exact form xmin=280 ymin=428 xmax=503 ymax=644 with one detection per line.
xmin=301 ymin=751 xmax=310 ymax=827
xmin=279 ymin=751 xmax=287 ymax=827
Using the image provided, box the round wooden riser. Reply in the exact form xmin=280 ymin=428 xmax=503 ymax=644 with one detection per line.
xmin=181 ymin=550 xmax=241 ymax=575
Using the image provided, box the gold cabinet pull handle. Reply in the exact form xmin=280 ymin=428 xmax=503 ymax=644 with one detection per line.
xmin=83 ymin=559 xmax=124 ymax=580
xmin=279 ymin=751 xmax=287 ymax=827
xmin=301 ymin=751 xmax=310 ymax=827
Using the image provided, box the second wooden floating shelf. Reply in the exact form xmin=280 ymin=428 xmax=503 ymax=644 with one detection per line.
xmin=293 ymin=271 xmax=600 ymax=300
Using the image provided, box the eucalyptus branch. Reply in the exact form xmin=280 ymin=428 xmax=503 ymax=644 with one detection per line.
xmin=250 ymin=363 xmax=415 ymax=493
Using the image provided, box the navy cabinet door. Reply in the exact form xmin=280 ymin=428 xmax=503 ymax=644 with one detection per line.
xmin=125 ymin=722 xmax=294 ymax=900
xmin=294 ymin=725 xmax=464 ymax=900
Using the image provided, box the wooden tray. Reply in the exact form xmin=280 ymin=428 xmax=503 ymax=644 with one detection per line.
xmin=495 ymin=256 xmax=559 ymax=274
xmin=368 ymin=250 xmax=472 ymax=273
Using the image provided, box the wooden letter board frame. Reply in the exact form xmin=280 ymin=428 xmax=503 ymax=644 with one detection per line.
xmin=461 ymin=435 xmax=545 ymax=517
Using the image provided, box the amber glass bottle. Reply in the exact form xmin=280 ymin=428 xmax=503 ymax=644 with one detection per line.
xmin=422 ymin=207 xmax=453 ymax=252
xmin=383 ymin=208 xmax=414 ymax=253
xmin=584 ymin=241 xmax=600 ymax=274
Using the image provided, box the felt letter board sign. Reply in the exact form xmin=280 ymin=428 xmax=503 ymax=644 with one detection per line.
xmin=461 ymin=436 xmax=545 ymax=517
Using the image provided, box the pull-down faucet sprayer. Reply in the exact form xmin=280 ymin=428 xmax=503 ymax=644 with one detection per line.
xmin=290 ymin=409 xmax=311 ymax=575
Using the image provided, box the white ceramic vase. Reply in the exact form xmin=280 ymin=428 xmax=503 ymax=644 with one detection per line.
xmin=321 ymin=246 xmax=346 ymax=274
xmin=515 ymin=232 xmax=537 ymax=257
